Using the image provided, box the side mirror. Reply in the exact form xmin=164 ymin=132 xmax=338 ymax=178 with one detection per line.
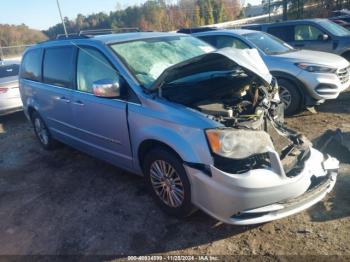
xmin=321 ymin=34 xmax=329 ymax=41
xmin=92 ymin=78 xmax=120 ymax=98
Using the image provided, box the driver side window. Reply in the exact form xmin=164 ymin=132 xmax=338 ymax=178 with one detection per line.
xmin=294 ymin=25 xmax=324 ymax=41
xmin=77 ymin=47 xmax=119 ymax=93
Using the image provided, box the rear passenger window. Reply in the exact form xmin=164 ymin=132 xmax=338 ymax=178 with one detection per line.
xmin=20 ymin=49 xmax=42 ymax=81
xmin=198 ymin=36 xmax=217 ymax=47
xmin=199 ymin=35 xmax=249 ymax=50
xmin=267 ymin=26 xmax=294 ymax=42
xmin=215 ymin=36 xmax=249 ymax=49
xmin=43 ymin=46 xmax=75 ymax=88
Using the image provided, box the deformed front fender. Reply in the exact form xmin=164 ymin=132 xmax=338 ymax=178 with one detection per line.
xmin=128 ymin=108 xmax=213 ymax=175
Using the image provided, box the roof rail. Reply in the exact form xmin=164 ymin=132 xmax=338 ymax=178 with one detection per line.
xmin=177 ymin=27 xmax=219 ymax=34
xmin=56 ymin=33 xmax=90 ymax=40
xmin=79 ymin=28 xmax=140 ymax=36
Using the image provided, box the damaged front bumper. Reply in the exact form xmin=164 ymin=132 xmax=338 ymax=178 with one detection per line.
xmin=185 ymin=148 xmax=339 ymax=225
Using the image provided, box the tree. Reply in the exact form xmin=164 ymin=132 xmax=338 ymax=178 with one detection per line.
xmin=43 ymin=0 xmax=243 ymax=38
xmin=205 ymin=0 xmax=214 ymax=25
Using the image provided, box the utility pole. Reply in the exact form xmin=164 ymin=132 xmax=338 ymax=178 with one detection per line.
xmin=56 ymin=0 xmax=68 ymax=37
xmin=268 ymin=0 xmax=271 ymax=22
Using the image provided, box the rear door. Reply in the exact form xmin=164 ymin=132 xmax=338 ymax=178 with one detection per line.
xmin=39 ymin=46 xmax=76 ymax=142
xmin=70 ymin=46 xmax=133 ymax=169
xmin=267 ymin=25 xmax=294 ymax=43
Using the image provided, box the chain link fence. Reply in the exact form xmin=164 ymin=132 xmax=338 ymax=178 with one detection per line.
xmin=0 ymin=44 xmax=34 ymax=61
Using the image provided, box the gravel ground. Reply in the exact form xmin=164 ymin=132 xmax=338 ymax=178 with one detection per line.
xmin=0 ymin=91 xmax=349 ymax=257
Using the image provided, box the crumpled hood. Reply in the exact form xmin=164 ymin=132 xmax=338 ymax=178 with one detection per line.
xmin=150 ymin=48 xmax=272 ymax=91
xmin=272 ymin=50 xmax=349 ymax=69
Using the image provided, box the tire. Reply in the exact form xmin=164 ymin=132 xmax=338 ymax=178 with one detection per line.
xmin=277 ymin=78 xmax=302 ymax=116
xmin=142 ymin=147 xmax=195 ymax=218
xmin=342 ymin=52 xmax=350 ymax=61
xmin=31 ymin=111 xmax=58 ymax=150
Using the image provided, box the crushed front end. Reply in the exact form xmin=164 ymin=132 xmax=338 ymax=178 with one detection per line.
xmin=157 ymin=48 xmax=339 ymax=224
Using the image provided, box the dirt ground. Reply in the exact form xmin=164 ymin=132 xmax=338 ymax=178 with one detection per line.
xmin=0 ymin=91 xmax=350 ymax=257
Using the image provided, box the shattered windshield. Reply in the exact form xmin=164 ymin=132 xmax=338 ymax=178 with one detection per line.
xmin=110 ymin=36 xmax=214 ymax=88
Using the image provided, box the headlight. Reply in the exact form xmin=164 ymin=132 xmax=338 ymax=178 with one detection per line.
xmin=205 ymin=129 xmax=274 ymax=159
xmin=295 ymin=63 xmax=337 ymax=73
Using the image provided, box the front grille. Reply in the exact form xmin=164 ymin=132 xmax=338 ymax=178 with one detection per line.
xmin=337 ymin=66 xmax=350 ymax=84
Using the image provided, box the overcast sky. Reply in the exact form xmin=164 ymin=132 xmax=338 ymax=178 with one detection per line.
xmin=0 ymin=0 xmax=261 ymax=30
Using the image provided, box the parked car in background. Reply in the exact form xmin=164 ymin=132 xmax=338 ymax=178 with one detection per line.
xmin=187 ymin=28 xmax=350 ymax=115
xmin=329 ymin=19 xmax=350 ymax=30
xmin=19 ymin=31 xmax=339 ymax=225
xmin=241 ymin=19 xmax=350 ymax=60
xmin=0 ymin=60 xmax=22 ymax=116
xmin=331 ymin=9 xmax=350 ymax=17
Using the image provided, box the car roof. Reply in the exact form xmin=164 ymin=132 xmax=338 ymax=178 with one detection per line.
xmin=193 ymin=28 xmax=260 ymax=36
xmin=249 ymin=18 xmax=328 ymax=27
xmin=32 ymin=32 xmax=184 ymax=48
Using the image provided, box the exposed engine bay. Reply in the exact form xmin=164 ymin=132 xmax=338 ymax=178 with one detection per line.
xmin=159 ymin=62 xmax=311 ymax=176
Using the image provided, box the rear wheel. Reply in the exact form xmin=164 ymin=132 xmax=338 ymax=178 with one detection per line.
xmin=277 ymin=78 xmax=302 ymax=116
xmin=31 ymin=111 xmax=58 ymax=150
xmin=143 ymin=147 xmax=195 ymax=218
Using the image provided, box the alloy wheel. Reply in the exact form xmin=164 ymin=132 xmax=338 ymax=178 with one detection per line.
xmin=34 ymin=118 xmax=49 ymax=146
xmin=149 ymin=160 xmax=185 ymax=208
xmin=279 ymin=85 xmax=292 ymax=110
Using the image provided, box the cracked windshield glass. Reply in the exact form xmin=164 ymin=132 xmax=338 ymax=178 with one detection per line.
xmin=111 ymin=36 xmax=214 ymax=89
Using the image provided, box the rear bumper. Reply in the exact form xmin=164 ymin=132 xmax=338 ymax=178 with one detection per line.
xmin=185 ymin=148 xmax=339 ymax=225
xmin=0 ymin=106 xmax=22 ymax=116
xmin=0 ymin=87 xmax=22 ymax=116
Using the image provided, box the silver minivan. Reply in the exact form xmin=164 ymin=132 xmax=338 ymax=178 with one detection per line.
xmin=19 ymin=32 xmax=339 ymax=225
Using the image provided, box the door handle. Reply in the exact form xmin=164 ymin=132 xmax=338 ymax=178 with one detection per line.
xmin=59 ymin=96 xmax=70 ymax=103
xmin=73 ymin=100 xmax=84 ymax=106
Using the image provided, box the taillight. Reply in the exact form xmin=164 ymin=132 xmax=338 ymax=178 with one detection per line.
xmin=0 ymin=88 xmax=8 ymax=94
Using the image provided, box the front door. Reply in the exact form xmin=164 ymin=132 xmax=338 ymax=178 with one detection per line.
xmin=290 ymin=24 xmax=333 ymax=52
xmin=70 ymin=46 xmax=133 ymax=169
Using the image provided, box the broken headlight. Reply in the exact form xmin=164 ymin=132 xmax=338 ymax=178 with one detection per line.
xmin=205 ymin=129 xmax=275 ymax=159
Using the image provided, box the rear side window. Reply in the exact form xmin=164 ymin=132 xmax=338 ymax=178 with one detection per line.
xmin=43 ymin=46 xmax=75 ymax=88
xmin=198 ymin=35 xmax=217 ymax=47
xmin=215 ymin=36 xmax=249 ymax=49
xmin=267 ymin=26 xmax=294 ymax=42
xmin=20 ymin=49 xmax=42 ymax=81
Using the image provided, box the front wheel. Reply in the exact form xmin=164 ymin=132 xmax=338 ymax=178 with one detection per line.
xmin=277 ymin=78 xmax=302 ymax=116
xmin=143 ymin=148 xmax=195 ymax=218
